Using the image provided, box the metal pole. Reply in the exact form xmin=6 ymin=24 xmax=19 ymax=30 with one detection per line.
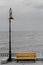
xmin=9 ymin=19 xmax=11 ymax=60
xmin=8 ymin=8 xmax=12 ymax=61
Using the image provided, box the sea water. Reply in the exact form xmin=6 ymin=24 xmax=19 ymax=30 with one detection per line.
xmin=0 ymin=31 xmax=43 ymax=58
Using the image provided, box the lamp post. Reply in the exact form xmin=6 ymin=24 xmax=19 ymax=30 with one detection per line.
xmin=8 ymin=8 xmax=14 ymax=61
xmin=1 ymin=8 xmax=14 ymax=64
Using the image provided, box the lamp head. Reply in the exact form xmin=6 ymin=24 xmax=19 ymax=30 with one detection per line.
xmin=9 ymin=17 xmax=14 ymax=22
xmin=9 ymin=8 xmax=14 ymax=22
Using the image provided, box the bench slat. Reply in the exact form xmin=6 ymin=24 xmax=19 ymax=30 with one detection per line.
xmin=16 ymin=57 xmax=36 ymax=60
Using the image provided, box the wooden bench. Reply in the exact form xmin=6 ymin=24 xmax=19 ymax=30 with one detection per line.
xmin=16 ymin=52 xmax=36 ymax=62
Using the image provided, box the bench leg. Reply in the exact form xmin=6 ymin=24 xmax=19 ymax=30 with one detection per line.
xmin=17 ymin=60 xmax=19 ymax=62
xmin=34 ymin=60 xmax=36 ymax=63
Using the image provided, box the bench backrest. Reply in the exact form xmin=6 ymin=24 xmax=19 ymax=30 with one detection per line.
xmin=16 ymin=52 xmax=36 ymax=57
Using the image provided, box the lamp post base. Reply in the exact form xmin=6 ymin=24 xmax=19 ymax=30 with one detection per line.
xmin=1 ymin=58 xmax=13 ymax=64
xmin=7 ymin=58 xmax=12 ymax=62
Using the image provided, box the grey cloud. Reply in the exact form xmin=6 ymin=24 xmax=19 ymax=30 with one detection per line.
xmin=23 ymin=0 xmax=43 ymax=9
xmin=22 ymin=0 xmax=32 ymax=6
xmin=32 ymin=0 xmax=43 ymax=9
xmin=34 ymin=4 xmax=43 ymax=9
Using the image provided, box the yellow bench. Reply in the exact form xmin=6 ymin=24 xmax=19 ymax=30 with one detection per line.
xmin=16 ymin=52 xmax=36 ymax=62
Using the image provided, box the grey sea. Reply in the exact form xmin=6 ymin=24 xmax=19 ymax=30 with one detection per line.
xmin=0 ymin=31 xmax=43 ymax=65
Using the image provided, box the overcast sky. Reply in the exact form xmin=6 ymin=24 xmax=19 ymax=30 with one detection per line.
xmin=0 ymin=0 xmax=43 ymax=31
